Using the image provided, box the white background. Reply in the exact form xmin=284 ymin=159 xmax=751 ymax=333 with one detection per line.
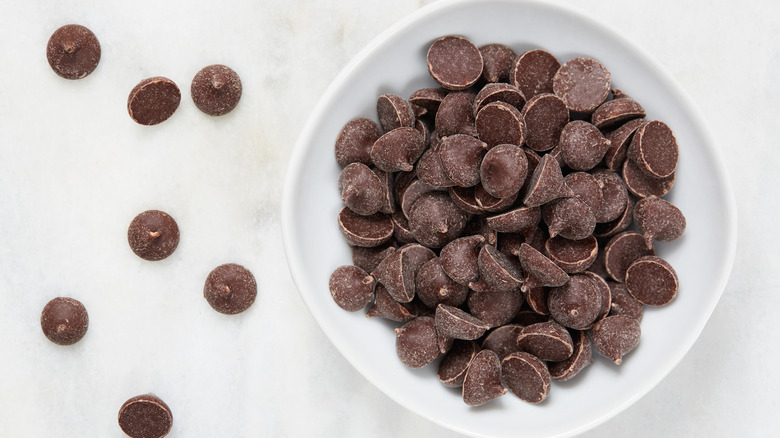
xmin=0 ymin=0 xmax=776 ymax=436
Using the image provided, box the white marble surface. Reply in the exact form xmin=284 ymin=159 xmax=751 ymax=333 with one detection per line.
xmin=0 ymin=0 xmax=776 ymax=437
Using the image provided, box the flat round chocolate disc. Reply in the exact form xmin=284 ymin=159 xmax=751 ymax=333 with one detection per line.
xmin=46 ymin=24 xmax=101 ymax=79
xmin=118 ymin=394 xmax=173 ymax=438
xmin=204 ymin=263 xmax=258 ymax=315
xmin=128 ymin=77 xmax=181 ymax=125
xmin=191 ymin=64 xmax=242 ymax=116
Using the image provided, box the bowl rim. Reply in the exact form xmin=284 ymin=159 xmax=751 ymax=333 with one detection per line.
xmin=281 ymin=0 xmax=738 ymax=436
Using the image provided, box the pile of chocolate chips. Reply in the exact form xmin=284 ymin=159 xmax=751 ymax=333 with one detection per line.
xmin=330 ymin=35 xmax=686 ymax=406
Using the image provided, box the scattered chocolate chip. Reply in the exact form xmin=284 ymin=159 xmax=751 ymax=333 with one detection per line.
xmin=564 ymin=171 xmax=603 ymax=216
xmin=542 ymin=197 xmax=597 ymax=240
xmin=335 ymin=118 xmax=381 ymax=167
xmin=523 ymin=285 xmax=550 ymax=315
xmin=475 ymin=245 xmax=523 ymax=292
xmin=40 ymin=297 xmax=88 ymax=345
xmin=417 ymin=146 xmax=457 ymax=188
xmin=329 ymin=265 xmax=375 ymax=311
xmin=435 ymin=91 xmax=478 ymax=136
xmin=190 ymin=64 xmax=242 ymax=116
xmin=625 ymin=256 xmax=678 ymax=306
xmin=591 ymin=168 xmax=629 ymax=223
xmin=479 ymin=144 xmax=529 ymax=199
xmin=463 ymin=349 xmax=507 ymax=406
xmin=603 ymin=118 xmax=647 ymax=171
xmin=501 ymin=351 xmax=551 ymax=404
xmin=409 ymin=87 xmax=448 ymax=113
xmin=553 ymin=57 xmax=611 ymax=113
xmin=118 ymin=394 xmax=173 ymax=438
xmin=588 ymin=315 xmax=641 ymax=365
xmin=127 ymin=77 xmax=181 ymax=126
xmin=127 ymin=210 xmax=180 ymax=261
xmin=203 ymin=263 xmax=257 ymax=315
xmin=435 ymin=304 xmax=490 ymax=340
xmin=474 ymin=184 xmax=517 ymax=213
xmin=593 ymin=197 xmax=635 ymax=238
xmin=46 ymin=24 xmax=101 ymax=80
xmin=427 ymin=36 xmax=483 ymax=91
xmin=366 ymin=283 xmax=415 ymax=322
xmin=523 ymin=154 xmax=574 ymax=207
xmin=351 ymin=243 xmax=396 ymax=272
xmin=486 ymin=206 xmax=540 ymax=234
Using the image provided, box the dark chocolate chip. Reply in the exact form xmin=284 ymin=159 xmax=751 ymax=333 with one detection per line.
xmin=370 ymin=127 xmax=425 ymax=172
xmin=479 ymin=43 xmax=516 ymax=83
xmin=377 ymin=94 xmax=416 ymax=132
xmin=553 ymin=57 xmax=611 ymax=113
xmin=438 ymin=340 xmax=479 ymax=387
xmin=416 ymin=146 xmax=457 ymax=188
xmin=475 ymin=245 xmax=523 ymax=292
xmin=544 ymin=235 xmax=598 ymax=274
xmin=482 ymin=325 xmax=524 ymax=359
xmin=564 ymin=172 xmax=603 ymax=215
xmin=516 ymin=321 xmax=574 ymax=362
xmin=510 ymin=49 xmax=561 ymax=99
xmin=395 ymin=316 xmax=440 ymax=368
xmin=633 ymin=196 xmax=686 ymax=249
xmin=521 ymin=93 xmax=569 ymax=152
xmin=440 ymin=235 xmax=485 ymax=286
xmin=542 ymin=197 xmax=597 ymax=240
xmin=501 ymin=351 xmax=551 ymax=404
xmin=351 ymin=243 xmax=396 ymax=272
xmin=463 ymin=350 xmax=507 ymax=406
xmin=118 ymin=394 xmax=173 ymax=438
xmin=473 ymin=83 xmax=526 ymax=117
xmin=607 ymin=281 xmax=644 ymax=321
xmin=558 ymin=121 xmax=611 ymax=171
xmin=40 ymin=297 xmax=88 ymax=345
xmin=475 ymin=102 xmax=527 ymax=149
xmin=603 ymin=231 xmax=655 ymax=282
xmin=548 ymin=329 xmax=593 ymax=381
xmin=338 ymin=163 xmax=385 ymax=215
xmin=127 ymin=77 xmax=181 ymax=126
xmin=591 ymin=97 xmax=645 ymax=130
xmin=622 ymin=158 xmax=675 ymax=198
xmin=190 ymin=64 xmax=242 ymax=116
xmin=625 ymin=256 xmax=678 ymax=306
xmin=203 ymin=263 xmax=257 ymax=315
xmin=474 ymin=184 xmax=517 ymax=213
xmin=366 ymin=283 xmax=415 ymax=322
xmin=593 ymin=197 xmax=634 ymax=238
xmin=523 ymin=154 xmax=573 ymax=207
xmin=523 ymin=285 xmax=550 ymax=315
xmin=588 ymin=315 xmax=641 ymax=365
xmin=127 ymin=210 xmax=180 ymax=261
xmin=427 ymin=36 xmax=483 ymax=91
xmin=591 ymin=168 xmax=629 ymax=223
xmin=486 ymin=206 xmax=540 ymax=234
xmin=438 ymin=134 xmax=487 ymax=187
xmin=46 ymin=24 xmax=101 ymax=80
xmin=627 ymin=120 xmax=679 ymax=179
xmin=519 ymin=243 xmax=569 ymax=291
xmin=435 ymin=91 xmax=478 ymax=137
xmin=435 ymin=304 xmax=490 ymax=340
xmin=548 ymin=274 xmax=601 ymax=329
xmin=337 ymin=207 xmax=394 ymax=248
xmin=409 ymin=87 xmax=449 ymax=113
xmin=416 ymin=257 xmax=469 ymax=309
xmin=448 ymin=186 xmax=484 ymax=214
xmin=468 ymin=289 xmax=523 ymax=328
xmin=408 ymin=192 xmax=467 ymax=248
xmin=329 ymin=265 xmax=375 ymax=311
xmin=335 ymin=118 xmax=381 ymax=167
xmin=603 ymin=118 xmax=647 ymax=171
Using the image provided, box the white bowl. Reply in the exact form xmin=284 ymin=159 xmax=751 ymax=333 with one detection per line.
xmin=281 ymin=0 xmax=737 ymax=436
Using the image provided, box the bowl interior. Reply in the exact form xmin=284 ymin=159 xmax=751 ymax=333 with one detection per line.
xmin=282 ymin=1 xmax=736 ymax=437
